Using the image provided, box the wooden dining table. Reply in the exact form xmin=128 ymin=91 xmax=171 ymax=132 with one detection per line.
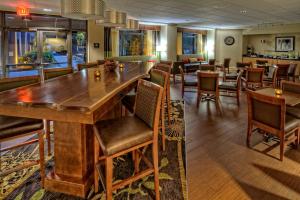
xmin=255 ymin=88 xmax=300 ymax=106
xmin=0 ymin=62 xmax=152 ymax=198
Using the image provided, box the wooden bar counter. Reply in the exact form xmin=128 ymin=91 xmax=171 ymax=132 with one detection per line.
xmin=0 ymin=62 xmax=152 ymax=198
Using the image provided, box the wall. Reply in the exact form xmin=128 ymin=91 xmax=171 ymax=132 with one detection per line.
xmin=87 ymin=20 xmax=104 ymax=62
xmin=160 ymin=25 xmax=177 ymax=61
xmin=243 ymin=33 xmax=300 ymax=56
xmin=215 ymin=29 xmax=243 ymax=66
xmin=206 ymin=29 xmax=215 ymax=60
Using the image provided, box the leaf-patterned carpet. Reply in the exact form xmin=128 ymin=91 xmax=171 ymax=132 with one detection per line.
xmin=1 ymin=100 xmax=186 ymax=200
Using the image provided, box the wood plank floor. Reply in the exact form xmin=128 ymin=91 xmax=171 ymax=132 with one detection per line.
xmin=170 ymin=80 xmax=300 ymax=200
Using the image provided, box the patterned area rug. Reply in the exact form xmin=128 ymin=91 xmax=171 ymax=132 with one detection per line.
xmin=1 ymin=100 xmax=186 ymax=200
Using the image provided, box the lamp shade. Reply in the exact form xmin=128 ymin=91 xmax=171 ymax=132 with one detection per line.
xmin=61 ymin=0 xmax=105 ymax=20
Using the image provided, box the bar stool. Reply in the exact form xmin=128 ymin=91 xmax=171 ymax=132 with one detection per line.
xmin=122 ymin=69 xmax=169 ymax=150
xmin=153 ymin=63 xmax=172 ymax=125
xmin=93 ymin=79 xmax=163 ymax=200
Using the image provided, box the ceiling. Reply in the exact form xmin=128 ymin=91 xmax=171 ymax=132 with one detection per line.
xmin=0 ymin=0 xmax=300 ymax=29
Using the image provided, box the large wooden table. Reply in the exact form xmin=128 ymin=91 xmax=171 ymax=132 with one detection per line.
xmin=0 ymin=62 xmax=152 ymax=197
xmin=255 ymin=88 xmax=300 ymax=106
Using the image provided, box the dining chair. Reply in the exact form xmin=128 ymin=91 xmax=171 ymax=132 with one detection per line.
xmin=122 ymin=69 xmax=169 ymax=150
xmin=217 ymin=58 xmax=231 ymax=73
xmin=44 ymin=67 xmax=73 ymax=80
xmin=276 ymin=64 xmax=290 ymax=86
xmin=263 ymin=66 xmax=278 ymax=88
xmin=242 ymin=68 xmax=264 ymax=90
xmin=288 ymin=63 xmax=298 ymax=82
xmin=208 ymin=59 xmax=216 ymax=65
xmin=224 ymin=62 xmax=251 ymax=81
xmin=93 ymin=79 xmax=163 ymax=200
xmin=196 ymin=71 xmax=221 ymax=111
xmin=172 ymin=61 xmax=184 ymax=84
xmin=246 ymin=90 xmax=299 ymax=161
xmin=179 ymin=66 xmax=197 ymax=98
xmin=281 ymin=81 xmax=300 ymax=120
xmin=0 ymin=76 xmax=45 ymax=186
xmin=219 ymin=70 xmax=243 ymax=105
xmin=77 ymin=62 xmax=98 ymax=71
xmin=199 ymin=64 xmax=216 ymax=71
xmin=153 ymin=63 xmax=172 ymax=125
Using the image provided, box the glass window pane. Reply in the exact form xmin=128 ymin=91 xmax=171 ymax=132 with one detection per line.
xmin=183 ymin=32 xmax=197 ymax=54
xmin=5 ymin=14 xmax=70 ymax=29
xmin=72 ymin=31 xmax=86 ymax=69
xmin=119 ymin=30 xmax=145 ymax=56
xmin=72 ymin=20 xmax=87 ymax=31
xmin=42 ymin=32 xmax=68 ymax=68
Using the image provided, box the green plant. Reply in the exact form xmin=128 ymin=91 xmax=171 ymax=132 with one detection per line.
xmin=76 ymin=32 xmax=85 ymax=46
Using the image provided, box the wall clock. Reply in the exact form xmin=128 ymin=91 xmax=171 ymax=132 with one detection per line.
xmin=224 ymin=36 xmax=235 ymax=45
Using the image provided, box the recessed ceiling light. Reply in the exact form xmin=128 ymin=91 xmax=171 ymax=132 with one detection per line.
xmin=43 ymin=8 xmax=52 ymax=12
xmin=240 ymin=10 xmax=247 ymax=14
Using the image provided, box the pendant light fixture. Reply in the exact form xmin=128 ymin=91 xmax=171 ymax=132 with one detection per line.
xmin=126 ymin=19 xmax=139 ymax=30
xmin=61 ymin=0 xmax=105 ymax=20
xmin=95 ymin=10 xmax=127 ymax=27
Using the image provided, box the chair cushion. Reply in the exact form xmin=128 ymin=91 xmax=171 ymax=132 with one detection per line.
xmin=219 ymin=82 xmax=237 ymax=91
xmin=0 ymin=116 xmax=43 ymax=140
xmin=94 ymin=117 xmax=153 ymax=156
xmin=286 ymin=106 xmax=300 ymax=119
xmin=285 ymin=115 xmax=300 ymax=133
xmin=122 ymin=94 xmax=136 ymax=113
xmin=225 ymin=73 xmax=238 ymax=80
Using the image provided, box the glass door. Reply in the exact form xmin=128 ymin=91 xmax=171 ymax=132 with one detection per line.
xmin=40 ymin=31 xmax=69 ymax=68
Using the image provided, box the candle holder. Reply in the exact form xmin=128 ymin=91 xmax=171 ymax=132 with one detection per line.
xmin=94 ymin=69 xmax=101 ymax=78
xmin=275 ymin=89 xmax=283 ymax=96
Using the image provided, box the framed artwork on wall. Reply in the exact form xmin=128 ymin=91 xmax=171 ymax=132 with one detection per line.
xmin=275 ymin=36 xmax=295 ymax=52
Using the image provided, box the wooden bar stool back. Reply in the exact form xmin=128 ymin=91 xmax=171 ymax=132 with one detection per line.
xmin=93 ymin=79 xmax=163 ymax=200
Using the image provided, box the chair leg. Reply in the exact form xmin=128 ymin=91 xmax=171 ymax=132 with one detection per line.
xmin=134 ymin=150 xmax=140 ymax=173
xmin=247 ymin=123 xmax=252 ymax=147
xmin=196 ymin=92 xmax=201 ymax=108
xmin=167 ymin=86 xmax=171 ymax=125
xmin=38 ymin=130 xmax=45 ymax=187
xmin=161 ymin=100 xmax=166 ymax=151
xmin=45 ymin=120 xmax=51 ymax=156
xmin=236 ymin=90 xmax=240 ymax=106
xmin=280 ymin=135 xmax=284 ymax=161
xmin=152 ymin=143 xmax=160 ymax=200
xmin=105 ymin=157 xmax=113 ymax=200
xmin=94 ymin=134 xmax=100 ymax=193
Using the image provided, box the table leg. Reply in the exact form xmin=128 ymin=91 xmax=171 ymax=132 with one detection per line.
xmin=44 ymin=121 xmax=94 ymax=198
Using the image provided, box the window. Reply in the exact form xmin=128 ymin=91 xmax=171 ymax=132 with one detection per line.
xmin=72 ymin=31 xmax=87 ymax=68
xmin=182 ymin=32 xmax=197 ymax=54
xmin=119 ymin=30 xmax=146 ymax=56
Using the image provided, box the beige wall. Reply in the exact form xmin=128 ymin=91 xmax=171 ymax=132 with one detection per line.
xmin=87 ymin=20 xmax=104 ymax=62
xmin=243 ymin=33 xmax=300 ymax=56
xmin=160 ymin=25 xmax=177 ymax=61
xmin=215 ymin=29 xmax=243 ymax=66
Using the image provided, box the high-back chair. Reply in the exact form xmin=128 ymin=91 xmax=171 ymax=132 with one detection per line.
xmin=172 ymin=61 xmax=184 ymax=84
xmin=281 ymin=81 xmax=300 ymax=120
xmin=77 ymin=62 xmax=98 ymax=71
xmin=122 ymin=69 xmax=169 ymax=150
xmin=276 ymin=64 xmax=290 ymax=85
xmin=153 ymin=63 xmax=172 ymax=125
xmin=196 ymin=71 xmax=220 ymax=111
xmin=219 ymin=70 xmax=243 ymax=105
xmin=223 ymin=58 xmax=231 ymax=73
xmin=179 ymin=66 xmax=197 ymax=98
xmin=246 ymin=90 xmax=299 ymax=161
xmin=0 ymin=76 xmax=45 ymax=186
xmin=199 ymin=64 xmax=216 ymax=71
xmin=93 ymin=79 xmax=163 ymax=200
xmin=44 ymin=67 xmax=73 ymax=80
xmin=237 ymin=62 xmax=252 ymax=69
xmin=242 ymin=68 xmax=264 ymax=90
xmin=208 ymin=59 xmax=216 ymax=65
xmin=263 ymin=66 xmax=278 ymax=88
xmin=288 ymin=63 xmax=298 ymax=82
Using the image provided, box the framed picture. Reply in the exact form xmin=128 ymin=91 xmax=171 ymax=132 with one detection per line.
xmin=275 ymin=36 xmax=295 ymax=52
